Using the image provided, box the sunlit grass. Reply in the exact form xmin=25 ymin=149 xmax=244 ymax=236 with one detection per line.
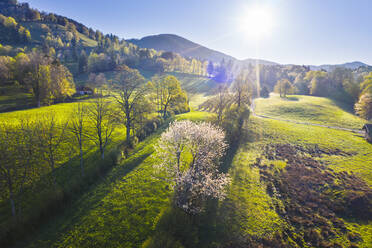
xmin=6 ymin=94 xmax=371 ymax=248
xmin=21 ymin=110 xmax=212 ymax=248
xmin=246 ymin=116 xmax=372 ymax=247
xmin=223 ymin=143 xmax=287 ymax=237
xmin=255 ymin=94 xmax=367 ymax=129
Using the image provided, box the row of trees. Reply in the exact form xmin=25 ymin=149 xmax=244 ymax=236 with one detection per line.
xmin=0 ymin=66 xmax=192 ymax=221
xmin=86 ymin=65 xmax=190 ymax=146
xmin=0 ymin=102 xmax=114 ymax=218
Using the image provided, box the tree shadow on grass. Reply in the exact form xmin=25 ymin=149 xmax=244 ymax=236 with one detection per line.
xmin=11 ymin=143 xmax=153 ymax=248
xmin=143 ymin=199 xmax=228 ymax=248
xmin=220 ymin=141 xmax=240 ymax=173
xmin=329 ymin=96 xmax=356 ymax=115
xmin=284 ymin=96 xmax=299 ymax=101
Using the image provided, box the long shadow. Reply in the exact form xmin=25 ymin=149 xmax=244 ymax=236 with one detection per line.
xmin=9 ymin=142 xmax=153 ymax=248
xmin=329 ymin=96 xmax=356 ymax=115
xmin=220 ymin=141 xmax=240 ymax=173
xmin=284 ymin=96 xmax=299 ymax=101
xmin=145 ymin=199 xmax=224 ymax=248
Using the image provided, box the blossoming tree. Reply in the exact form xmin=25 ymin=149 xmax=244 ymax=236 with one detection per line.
xmin=155 ymin=120 xmax=230 ymax=214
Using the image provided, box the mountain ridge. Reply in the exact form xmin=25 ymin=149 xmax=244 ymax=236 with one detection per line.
xmin=127 ymin=33 xmax=236 ymax=63
xmin=128 ymin=34 xmax=370 ymax=70
xmin=127 ymin=34 xmax=278 ymax=66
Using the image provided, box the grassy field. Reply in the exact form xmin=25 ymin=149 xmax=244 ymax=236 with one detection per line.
xmin=254 ymin=94 xmax=367 ymax=129
xmin=243 ymin=116 xmax=372 ymax=247
xmin=0 ymin=97 xmax=127 ymax=246
xmin=14 ymin=111 xmax=211 ymax=248
xmin=247 ymin=117 xmax=372 ymax=185
xmin=19 ymin=105 xmax=371 ymax=248
xmin=2 ymin=90 xmax=371 ymax=247
xmin=243 ymin=94 xmax=371 ymax=246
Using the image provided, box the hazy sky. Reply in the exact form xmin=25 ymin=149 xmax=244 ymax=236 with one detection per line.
xmin=26 ymin=0 xmax=372 ymax=65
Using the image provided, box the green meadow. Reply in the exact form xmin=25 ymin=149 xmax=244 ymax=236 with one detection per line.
xmin=7 ymin=94 xmax=370 ymax=248
xmin=254 ymin=94 xmax=367 ymax=130
xmin=1 ymin=1 xmax=371 ymax=247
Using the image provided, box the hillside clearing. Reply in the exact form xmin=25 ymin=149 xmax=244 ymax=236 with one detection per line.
xmin=254 ymin=94 xmax=367 ymax=130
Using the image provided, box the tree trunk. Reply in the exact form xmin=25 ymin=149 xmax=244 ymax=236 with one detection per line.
xmin=9 ymin=194 xmax=16 ymax=218
xmin=176 ymin=151 xmax=181 ymax=173
xmin=51 ymin=160 xmax=56 ymax=186
xmin=163 ymin=104 xmax=168 ymax=118
xmin=126 ymin=120 xmax=131 ymax=147
xmin=100 ymin=143 xmax=104 ymax=159
xmin=237 ymin=91 xmax=241 ymax=108
xmin=99 ymin=134 xmax=104 ymax=159
xmin=125 ymin=104 xmax=132 ymax=147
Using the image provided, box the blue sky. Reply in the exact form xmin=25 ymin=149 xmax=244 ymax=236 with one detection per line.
xmin=26 ymin=0 xmax=372 ymax=65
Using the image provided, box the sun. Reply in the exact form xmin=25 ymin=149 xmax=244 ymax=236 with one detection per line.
xmin=239 ymin=4 xmax=274 ymax=39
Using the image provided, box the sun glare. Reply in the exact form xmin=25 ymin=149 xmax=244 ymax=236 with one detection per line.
xmin=239 ymin=5 xmax=274 ymax=39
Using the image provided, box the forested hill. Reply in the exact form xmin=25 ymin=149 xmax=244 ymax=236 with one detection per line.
xmin=128 ymin=34 xmax=236 ymax=63
xmin=0 ymin=0 xmax=210 ymax=77
xmin=127 ymin=34 xmax=281 ymax=66
xmin=310 ymin=61 xmax=371 ymax=71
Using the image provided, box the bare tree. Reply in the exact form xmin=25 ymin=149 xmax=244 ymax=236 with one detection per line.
xmin=233 ymin=72 xmax=251 ymax=108
xmin=69 ymin=103 xmax=87 ymax=176
xmin=0 ymin=120 xmax=38 ymax=218
xmin=0 ymin=126 xmax=18 ymax=217
xmin=151 ymin=74 xmax=163 ymax=117
xmin=37 ymin=114 xmax=68 ymax=185
xmin=216 ymin=84 xmax=229 ymax=125
xmin=87 ymin=95 xmax=115 ymax=159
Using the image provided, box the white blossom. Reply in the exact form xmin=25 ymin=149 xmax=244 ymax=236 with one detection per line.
xmin=154 ymin=120 xmax=230 ymax=214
